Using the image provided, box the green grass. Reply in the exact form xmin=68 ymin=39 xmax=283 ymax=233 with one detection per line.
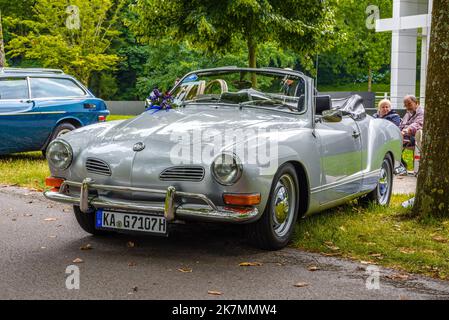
xmin=293 ymin=195 xmax=449 ymax=279
xmin=0 ymin=152 xmax=49 ymax=190
xmin=0 ymin=115 xmax=136 ymax=189
xmin=403 ymin=149 xmax=414 ymax=171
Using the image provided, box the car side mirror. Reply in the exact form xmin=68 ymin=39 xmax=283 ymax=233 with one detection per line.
xmin=322 ymin=109 xmax=343 ymax=123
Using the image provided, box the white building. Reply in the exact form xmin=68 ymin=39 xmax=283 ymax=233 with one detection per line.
xmin=376 ymin=0 xmax=433 ymax=109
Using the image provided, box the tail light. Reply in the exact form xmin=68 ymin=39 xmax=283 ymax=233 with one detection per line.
xmin=98 ymin=115 xmax=106 ymax=122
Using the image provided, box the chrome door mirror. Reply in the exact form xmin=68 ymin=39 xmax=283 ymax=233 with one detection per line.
xmin=322 ymin=109 xmax=343 ymax=123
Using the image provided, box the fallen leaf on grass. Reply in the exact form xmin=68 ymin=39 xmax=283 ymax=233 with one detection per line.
xmin=208 ymin=290 xmax=222 ymax=296
xmin=324 ymin=241 xmax=340 ymax=251
xmin=80 ymin=244 xmax=93 ymax=251
xmin=294 ymin=282 xmax=309 ymax=288
xmin=239 ymin=262 xmax=262 ymax=267
xmin=308 ymin=265 xmax=320 ymax=271
xmin=432 ymin=236 xmax=448 ymax=243
xmin=399 ymin=248 xmax=415 ymax=254
xmin=44 ymin=218 xmax=57 ymax=222
xmin=360 ymin=260 xmax=377 ymax=265
xmin=72 ymin=258 xmax=84 ymax=264
xmin=369 ymin=253 xmax=384 ymax=260
xmin=177 ymin=268 xmax=193 ymax=273
xmin=322 ymin=252 xmax=341 ymax=257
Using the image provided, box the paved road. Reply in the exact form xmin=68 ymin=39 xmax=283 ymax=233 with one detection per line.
xmin=0 ymin=184 xmax=447 ymax=300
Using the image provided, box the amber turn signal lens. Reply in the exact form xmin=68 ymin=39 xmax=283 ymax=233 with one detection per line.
xmin=45 ymin=177 xmax=64 ymax=188
xmin=223 ymin=193 xmax=261 ymax=206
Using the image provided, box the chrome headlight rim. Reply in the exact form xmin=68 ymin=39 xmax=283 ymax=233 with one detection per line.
xmin=211 ymin=152 xmax=243 ymax=186
xmin=46 ymin=139 xmax=73 ymax=170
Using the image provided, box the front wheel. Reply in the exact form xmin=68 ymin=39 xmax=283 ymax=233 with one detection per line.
xmin=364 ymin=155 xmax=393 ymax=205
xmin=42 ymin=122 xmax=77 ymax=157
xmin=73 ymin=206 xmax=113 ymax=236
xmin=246 ymin=163 xmax=300 ymax=250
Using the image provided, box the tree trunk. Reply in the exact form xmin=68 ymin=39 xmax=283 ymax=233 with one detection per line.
xmin=247 ymin=38 xmax=257 ymax=87
xmin=0 ymin=11 xmax=6 ymax=68
xmin=413 ymin=1 xmax=449 ymax=217
xmin=368 ymin=67 xmax=372 ymax=92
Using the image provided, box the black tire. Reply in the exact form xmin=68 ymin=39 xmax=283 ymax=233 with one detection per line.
xmin=246 ymin=163 xmax=300 ymax=250
xmin=73 ymin=206 xmax=112 ymax=236
xmin=42 ymin=122 xmax=77 ymax=157
xmin=364 ymin=154 xmax=393 ymax=206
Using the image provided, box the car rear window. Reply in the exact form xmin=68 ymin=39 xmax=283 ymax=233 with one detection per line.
xmin=30 ymin=77 xmax=86 ymax=98
xmin=0 ymin=78 xmax=29 ymax=100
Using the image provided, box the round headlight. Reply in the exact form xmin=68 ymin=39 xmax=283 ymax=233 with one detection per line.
xmin=212 ymin=153 xmax=243 ymax=186
xmin=47 ymin=140 xmax=73 ymax=170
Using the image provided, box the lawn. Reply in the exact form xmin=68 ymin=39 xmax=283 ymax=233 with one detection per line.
xmin=293 ymin=195 xmax=449 ymax=280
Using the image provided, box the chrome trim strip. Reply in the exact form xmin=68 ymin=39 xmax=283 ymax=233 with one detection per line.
xmin=310 ymin=169 xmax=381 ymax=194
xmin=0 ymin=111 xmax=67 ymax=116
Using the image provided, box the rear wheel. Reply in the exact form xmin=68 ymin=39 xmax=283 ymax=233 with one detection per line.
xmin=364 ymin=155 xmax=393 ymax=205
xmin=42 ymin=122 xmax=77 ymax=157
xmin=73 ymin=206 xmax=112 ymax=236
xmin=246 ymin=163 xmax=300 ymax=250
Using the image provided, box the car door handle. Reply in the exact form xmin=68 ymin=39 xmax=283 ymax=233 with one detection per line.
xmin=84 ymin=103 xmax=96 ymax=109
xmin=352 ymin=131 xmax=360 ymax=139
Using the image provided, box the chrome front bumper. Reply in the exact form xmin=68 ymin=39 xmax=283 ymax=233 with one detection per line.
xmin=43 ymin=179 xmax=260 ymax=223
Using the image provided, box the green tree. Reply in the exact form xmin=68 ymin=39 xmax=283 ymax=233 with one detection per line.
xmin=413 ymin=0 xmax=449 ymax=217
xmin=5 ymin=0 xmax=124 ymax=84
xmin=0 ymin=11 xmax=5 ymax=67
xmin=129 ymin=0 xmax=338 ymax=76
xmin=324 ymin=0 xmax=392 ymax=91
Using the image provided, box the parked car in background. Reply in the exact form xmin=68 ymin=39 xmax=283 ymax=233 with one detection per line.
xmin=0 ymin=68 xmax=109 ymax=155
xmin=43 ymin=67 xmax=402 ymax=250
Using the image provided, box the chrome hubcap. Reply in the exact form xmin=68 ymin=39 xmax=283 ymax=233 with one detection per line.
xmin=272 ymin=174 xmax=296 ymax=237
xmin=377 ymin=160 xmax=391 ymax=205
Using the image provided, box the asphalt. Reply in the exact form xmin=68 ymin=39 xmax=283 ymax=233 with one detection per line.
xmin=0 ymin=179 xmax=448 ymax=300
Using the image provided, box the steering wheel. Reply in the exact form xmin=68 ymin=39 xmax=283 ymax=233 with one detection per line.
xmin=204 ymin=79 xmax=229 ymax=95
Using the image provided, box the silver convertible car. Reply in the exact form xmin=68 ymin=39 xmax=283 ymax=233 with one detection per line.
xmin=44 ymin=67 xmax=402 ymax=250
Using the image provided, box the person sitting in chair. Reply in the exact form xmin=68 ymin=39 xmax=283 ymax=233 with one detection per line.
xmin=395 ymin=95 xmax=425 ymax=175
xmin=400 ymin=95 xmax=424 ymax=147
xmin=373 ymin=99 xmax=401 ymax=127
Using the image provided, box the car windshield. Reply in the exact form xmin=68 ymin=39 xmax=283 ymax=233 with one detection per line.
xmin=171 ymin=69 xmax=306 ymax=113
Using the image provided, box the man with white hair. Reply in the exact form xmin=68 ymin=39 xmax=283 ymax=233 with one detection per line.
xmin=400 ymin=95 xmax=424 ymax=146
xmin=396 ymin=95 xmax=425 ymax=175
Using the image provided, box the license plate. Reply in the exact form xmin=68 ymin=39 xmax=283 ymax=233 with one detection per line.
xmin=96 ymin=209 xmax=167 ymax=236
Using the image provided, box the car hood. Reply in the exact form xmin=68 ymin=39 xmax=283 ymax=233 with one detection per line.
xmin=60 ymin=105 xmax=309 ymax=188
xmin=102 ymin=104 xmax=307 ymax=144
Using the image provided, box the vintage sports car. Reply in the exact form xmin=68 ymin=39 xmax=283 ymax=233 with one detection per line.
xmin=44 ymin=67 xmax=402 ymax=250
xmin=0 ymin=68 xmax=109 ymax=155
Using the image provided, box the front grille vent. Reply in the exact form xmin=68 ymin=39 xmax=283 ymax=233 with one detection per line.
xmin=159 ymin=166 xmax=205 ymax=182
xmin=86 ymin=158 xmax=111 ymax=176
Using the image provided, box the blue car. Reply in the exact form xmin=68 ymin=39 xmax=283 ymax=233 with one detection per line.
xmin=0 ymin=68 xmax=109 ymax=155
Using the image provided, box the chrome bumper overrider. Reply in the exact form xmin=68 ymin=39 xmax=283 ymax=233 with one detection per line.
xmin=43 ymin=179 xmax=259 ymax=223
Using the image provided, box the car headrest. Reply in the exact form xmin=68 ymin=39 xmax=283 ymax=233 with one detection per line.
xmin=316 ymin=95 xmax=332 ymax=115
